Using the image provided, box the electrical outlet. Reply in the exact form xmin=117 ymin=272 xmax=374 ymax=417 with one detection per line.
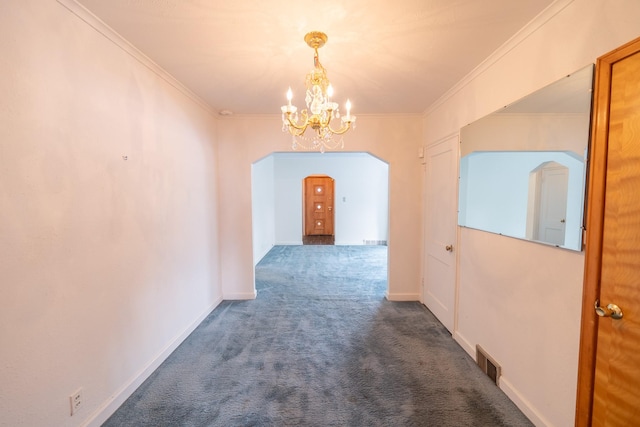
xmin=70 ymin=388 xmax=83 ymax=416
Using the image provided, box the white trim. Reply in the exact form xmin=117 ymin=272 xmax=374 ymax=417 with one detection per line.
xmin=55 ymin=0 xmax=217 ymax=117
xmin=452 ymin=330 xmax=555 ymax=427
xmin=425 ymin=131 xmax=460 ymax=149
xmin=500 ymin=376 xmax=555 ymax=427
xmin=452 ymin=136 xmax=462 ymax=341
xmin=423 ymin=0 xmax=575 ymax=116
xmin=452 ymin=330 xmax=475 ymax=358
xmin=83 ymin=297 xmax=223 ymax=427
xmin=223 ymin=290 xmax=258 ymax=300
xmin=386 ymin=292 xmax=420 ymax=301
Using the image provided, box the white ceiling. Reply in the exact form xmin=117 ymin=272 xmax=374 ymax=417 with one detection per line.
xmin=75 ymin=0 xmax=556 ymax=116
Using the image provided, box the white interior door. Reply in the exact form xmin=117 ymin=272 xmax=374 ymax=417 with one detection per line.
xmin=536 ymin=165 xmax=569 ymax=245
xmin=423 ymin=135 xmax=458 ymax=332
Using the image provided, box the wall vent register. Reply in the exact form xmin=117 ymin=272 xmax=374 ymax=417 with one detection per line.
xmin=476 ymin=345 xmax=501 ymax=385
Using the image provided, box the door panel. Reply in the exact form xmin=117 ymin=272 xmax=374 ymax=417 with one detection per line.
xmin=591 ymin=49 xmax=640 ymax=426
xmin=423 ymin=135 xmax=458 ymax=332
xmin=304 ymin=175 xmax=334 ymax=236
xmin=576 ymin=37 xmax=640 ymax=426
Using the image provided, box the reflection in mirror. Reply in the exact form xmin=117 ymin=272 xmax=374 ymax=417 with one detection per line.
xmin=458 ymin=65 xmax=594 ymax=251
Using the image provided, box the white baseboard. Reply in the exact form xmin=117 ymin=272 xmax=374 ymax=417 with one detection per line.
xmin=452 ymin=331 xmax=552 ymax=427
xmin=335 ymin=240 xmax=375 ymax=245
xmin=83 ymin=297 xmax=223 ymax=427
xmin=223 ymin=290 xmax=257 ymax=300
xmin=500 ymin=377 xmax=553 ymax=427
xmin=453 ymin=331 xmax=475 ymax=358
xmin=385 ymin=292 xmax=420 ymax=301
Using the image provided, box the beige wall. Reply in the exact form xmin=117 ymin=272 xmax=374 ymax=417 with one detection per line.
xmin=423 ymin=0 xmax=640 ymax=426
xmin=0 ymin=1 xmax=222 ymax=426
xmin=217 ymin=114 xmax=423 ymax=301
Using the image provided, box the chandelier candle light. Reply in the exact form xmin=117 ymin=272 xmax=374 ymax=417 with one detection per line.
xmin=281 ymin=31 xmax=356 ymax=152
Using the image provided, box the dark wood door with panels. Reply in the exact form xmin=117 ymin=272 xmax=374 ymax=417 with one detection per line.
xmin=303 ymin=175 xmax=334 ymax=244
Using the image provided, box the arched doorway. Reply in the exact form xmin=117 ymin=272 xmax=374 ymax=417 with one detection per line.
xmin=251 ymin=151 xmax=390 ymax=292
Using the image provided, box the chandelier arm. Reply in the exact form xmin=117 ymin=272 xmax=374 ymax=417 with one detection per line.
xmin=286 ymin=122 xmax=308 ymax=137
xmin=284 ymin=112 xmax=309 ymax=133
xmin=325 ymin=122 xmax=352 ymax=136
xmin=290 ymin=126 xmax=307 ymax=137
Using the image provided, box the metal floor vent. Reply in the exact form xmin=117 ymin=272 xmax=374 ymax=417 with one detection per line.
xmin=476 ymin=345 xmax=501 ymax=385
xmin=363 ymin=240 xmax=387 ymax=245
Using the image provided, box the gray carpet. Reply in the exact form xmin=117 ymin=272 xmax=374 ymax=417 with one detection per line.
xmin=103 ymin=245 xmax=533 ymax=426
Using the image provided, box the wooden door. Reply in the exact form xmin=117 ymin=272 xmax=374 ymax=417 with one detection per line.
xmin=423 ymin=135 xmax=458 ymax=332
xmin=303 ymin=175 xmax=334 ymax=237
xmin=576 ymin=37 xmax=640 ymax=426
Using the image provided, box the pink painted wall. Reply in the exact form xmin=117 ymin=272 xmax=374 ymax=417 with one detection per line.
xmin=0 ymin=1 xmax=222 ymax=425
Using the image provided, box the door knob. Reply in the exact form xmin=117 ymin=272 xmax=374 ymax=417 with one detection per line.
xmin=445 ymin=244 xmax=453 ymax=252
xmin=595 ymin=299 xmax=623 ymax=320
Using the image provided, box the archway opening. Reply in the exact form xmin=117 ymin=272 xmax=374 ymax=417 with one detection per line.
xmin=251 ymin=152 xmax=390 ymax=296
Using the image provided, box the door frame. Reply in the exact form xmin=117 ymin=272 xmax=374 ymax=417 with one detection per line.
xmin=575 ymin=36 xmax=640 ymax=426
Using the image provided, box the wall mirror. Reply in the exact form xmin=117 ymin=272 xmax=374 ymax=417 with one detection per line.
xmin=458 ymin=65 xmax=594 ymax=251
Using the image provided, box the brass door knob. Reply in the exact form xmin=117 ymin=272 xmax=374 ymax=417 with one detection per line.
xmin=595 ymin=299 xmax=623 ymax=320
xmin=445 ymin=244 xmax=453 ymax=252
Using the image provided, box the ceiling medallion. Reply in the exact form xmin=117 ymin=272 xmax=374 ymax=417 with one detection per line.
xmin=281 ymin=32 xmax=356 ymax=152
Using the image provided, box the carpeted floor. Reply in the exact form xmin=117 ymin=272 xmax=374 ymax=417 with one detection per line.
xmin=103 ymin=245 xmax=533 ymax=426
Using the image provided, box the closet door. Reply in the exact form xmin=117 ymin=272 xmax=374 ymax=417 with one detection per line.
xmin=576 ymin=36 xmax=640 ymax=426
xmin=423 ymin=135 xmax=458 ymax=332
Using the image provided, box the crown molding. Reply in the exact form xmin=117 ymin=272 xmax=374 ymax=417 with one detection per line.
xmin=423 ymin=0 xmax=575 ymax=116
xmin=56 ymin=0 xmax=218 ymax=117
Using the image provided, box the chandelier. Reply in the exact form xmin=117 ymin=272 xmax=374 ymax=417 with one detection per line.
xmin=281 ymin=31 xmax=356 ymax=152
